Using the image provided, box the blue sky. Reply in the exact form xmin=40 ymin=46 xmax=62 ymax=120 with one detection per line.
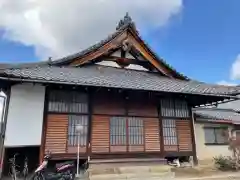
xmin=146 ymin=0 xmax=240 ymax=84
xmin=0 ymin=0 xmax=240 ymax=85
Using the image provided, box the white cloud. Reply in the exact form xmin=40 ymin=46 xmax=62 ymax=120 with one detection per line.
xmin=217 ymin=80 xmax=237 ymax=86
xmin=0 ymin=0 xmax=183 ymax=59
xmin=231 ymin=54 xmax=240 ymax=80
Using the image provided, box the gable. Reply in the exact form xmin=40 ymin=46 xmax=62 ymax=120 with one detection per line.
xmin=67 ymin=31 xmax=176 ymax=77
xmin=95 ymin=60 xmax=149 ymax=71
xmin=93 ymin=45 xmax=155 ymax=71
xmin=69 ymin=30 xmax=173 ymax=75
xmin=52 ymin=13 xmax=188 ymax=80
xmin=110 ymin=49 xmax=145 ymax=60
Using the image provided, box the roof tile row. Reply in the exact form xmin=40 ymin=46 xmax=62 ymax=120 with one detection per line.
xmin=2 ymin=64 xmax=239 ymax=97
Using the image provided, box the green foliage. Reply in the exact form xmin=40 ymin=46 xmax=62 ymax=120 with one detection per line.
xmin=213 ymin=155 xmax=236 ymax=171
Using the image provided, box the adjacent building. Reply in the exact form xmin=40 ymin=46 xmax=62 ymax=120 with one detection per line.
xmin=194 ymin=107 xmax=240 ymax=161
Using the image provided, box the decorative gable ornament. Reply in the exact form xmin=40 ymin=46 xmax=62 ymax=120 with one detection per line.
xmin=116 ymin=12 xmax=135 ymax=30
xmin=122 ymin=39 xmax=132 ymax=52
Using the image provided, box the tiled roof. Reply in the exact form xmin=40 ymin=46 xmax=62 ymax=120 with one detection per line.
xmin=217 ymin=96 xmax=240 ymax=112
xmin=194 ymin=108 xmax=240 ymax=124
xmin=1 ymin=64 xmax=239 ymax=97
xmin=0 ymin=62 xmax=49 ymax=70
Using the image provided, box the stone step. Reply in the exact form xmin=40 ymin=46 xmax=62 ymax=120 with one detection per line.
xmin=89 ymin=158 xmax=166 ymax=165
xmin=89 ymin=172 xmax=175 ymax=180
xmin=88 ymin=165 xmax=172 ymax=175
xmin=119 ymin=165 xmax=171 ymax=173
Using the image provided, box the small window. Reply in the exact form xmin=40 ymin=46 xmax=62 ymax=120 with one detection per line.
xmin=162 ymin=119 xmax=178 ymax=145
xmin=110 ymin=117 xmax=127 ymax=145
xmin=160 ymin=98 xmax=189 ymax=118
xmin=48 ymin=90 xmax=88 ymax=113
xmin=204 ymin=127 xmax=228 ymax=145
xmin=68 ymin=115 xmax=88 ymax=146
xmin=128 ymin=117 xmax=144 ymax=145
xmin=109 ymin=117 xmax=144 ymax=146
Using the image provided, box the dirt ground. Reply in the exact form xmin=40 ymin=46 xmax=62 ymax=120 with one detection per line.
xmin=173 ymin=168 xmax=240 ymax=178
xmin=177 ymin=176 xmax=240 ymax=180
xmin=172 ymin=161 xmax=240 ymax=179
xmin=3 ymin=162 xmax=240 ymax=180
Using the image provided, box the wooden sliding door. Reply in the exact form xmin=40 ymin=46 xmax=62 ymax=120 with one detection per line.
xmin=160 ymin=98 xmax=193 ymax=153
xmin=91 ymin=116 xmax=161 ymax=154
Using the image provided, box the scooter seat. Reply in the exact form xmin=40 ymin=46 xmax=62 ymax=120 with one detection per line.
xmin=55 ymin=161 xmax=74 ymax=169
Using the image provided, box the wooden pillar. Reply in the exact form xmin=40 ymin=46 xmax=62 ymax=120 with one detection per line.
xmin=87 ymin=89 xmax=93 ymax=156
xmin=190 ymin=108 xmax=198 ymax=165
xmin=39 ymin=86 xmax=49 ymax=164
xmin=0 ymin=88 xmax=11 ymax=178
xmin=158 ymin=98 xmax=164 ymax=156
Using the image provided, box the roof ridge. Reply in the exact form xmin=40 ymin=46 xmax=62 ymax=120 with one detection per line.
xmin=0 ymin=61 xmax=50 ymax=70
xmin=116 ymin=12 xmax=136 ymax=31
xmin=50 ymin=24 xmax=129 ymax=66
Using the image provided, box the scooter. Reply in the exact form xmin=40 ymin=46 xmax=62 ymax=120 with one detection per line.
xmin=31 ymin=152 xmax=75 ymax=180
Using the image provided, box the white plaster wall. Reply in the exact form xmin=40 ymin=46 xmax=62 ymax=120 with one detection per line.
xmin=195 ymin=122 xmax=232 ymax=160
xmin=4 ymin=83 xmax=46 ymax=147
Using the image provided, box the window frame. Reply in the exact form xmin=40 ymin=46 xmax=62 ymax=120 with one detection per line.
xmin=160 ymin=98 xmax=190 ymax=118
xmin=110 ymin=116 xmax=127 ymax=146
xmin=204 ymin=127 xmax=228 ymax=145
xmin=47 ymin=89 xmax=89 ymax=114
xmin=109 ymin=116 xmax=145 ymax=147
xmin=67 ymin=115 xmax=89 ymax=147
xmin=162 ymin=118 xmax=178 ymax=146
xmin=128 ymin=117 xmax=144 ymax=145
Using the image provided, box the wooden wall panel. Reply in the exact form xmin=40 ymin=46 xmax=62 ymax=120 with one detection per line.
xmin=164 ymin=145 xmax=178 ymax=151
xmin=67 ymin=146 xmax=86 ymax=153
xmin=129 ymin=145 xmax=144 ymax=152
xmin=92 ymin=93 xmax=125 ymax=115
xmin=110 ymin=146 xmax=127 ymax=152
xmin=176 ymin=120 xmax=193 ymax=151
xmin=91 ymin=115 xmax=110 ymax=153
xmin=128 ymin=102 xmax=158 ymax=117
xmin=45 ymin=114 xmax=68 ymax=153
xmin=144 ymin=118 xmax=161 ymax=152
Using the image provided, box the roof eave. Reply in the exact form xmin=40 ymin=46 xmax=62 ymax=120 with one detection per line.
xmin=0 ymin=75 xmax=237 ymax=101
